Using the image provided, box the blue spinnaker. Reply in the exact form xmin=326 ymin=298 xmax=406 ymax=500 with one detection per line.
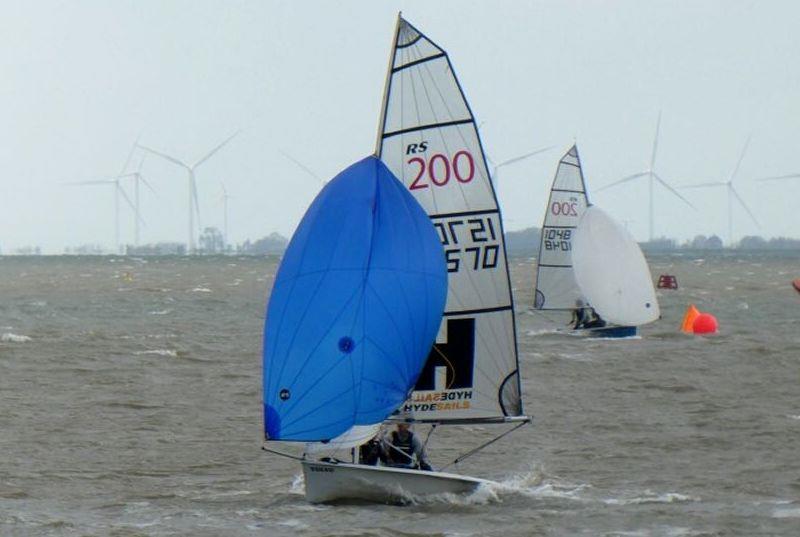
xmin=263 ymin=156 xmax=447 ymax=442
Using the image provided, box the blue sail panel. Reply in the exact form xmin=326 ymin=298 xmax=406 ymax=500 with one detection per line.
xmin=263 ymin=155 xmax=447 ymax=442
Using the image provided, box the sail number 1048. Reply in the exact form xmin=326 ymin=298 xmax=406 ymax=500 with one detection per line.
xmin=408 ymin=151 xmax=475 ymax=190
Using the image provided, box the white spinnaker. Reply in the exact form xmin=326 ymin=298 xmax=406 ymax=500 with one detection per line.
xmin=534 ymin=145 xmax=589 ymax=310
xmin=375 ymin=16 xmax=522 ymax=423
xmin=572 ymin=206 xmax=660 ymax=326
xmin=304 ymin=424 xmax=382 ymax=454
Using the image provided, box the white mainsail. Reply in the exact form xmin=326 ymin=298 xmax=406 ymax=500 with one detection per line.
xmin=534 ymin=145 xmax=589 ymax=311
xmin=572 ymin=206 xmax=660 ymax=326
xmin=375 ymin=16 xmax=523 ymax=423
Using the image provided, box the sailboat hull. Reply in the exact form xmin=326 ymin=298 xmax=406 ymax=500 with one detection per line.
xmin=586 ymin=325 xmax=637 ymax=338
xmin=301 ymin=460 xmax=492 ymax=504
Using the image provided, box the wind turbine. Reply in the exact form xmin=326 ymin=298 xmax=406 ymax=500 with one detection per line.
xmin=65 ymin=177 xmax=140 ymax=254
xmin=679 ymin=136 xmax=760 ymax=245
xmin=597 ymin=112 xmax=694 ymax=241
xmin=118 ymin=154 xmax=156 ymax=247
xmin=138 ymin=131 xmax=239 ymax=253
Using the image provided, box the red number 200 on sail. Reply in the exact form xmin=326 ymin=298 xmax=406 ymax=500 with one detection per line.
xmin=408 ymin=151 xmax=475 ymax=190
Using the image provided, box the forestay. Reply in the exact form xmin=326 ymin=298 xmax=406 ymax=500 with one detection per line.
xmin=262 ymin=156 xmax=447 ymax=443
xmin=572 ymin=206 xmax=660 ymax=326
xmin=534 ymin=145 xmax=589 ymax=310
xmin=375 ymin=16 xmax=524 ymax=423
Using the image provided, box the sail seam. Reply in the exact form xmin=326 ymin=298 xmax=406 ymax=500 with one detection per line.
xmin=551 ymin=188 xmax=585 ymax=194
xmin=392 ymin=52 xmax=446 ymax=73
xmin=396 ymin=34 xmax=423 ymax=48
xmin=443 ymin=305 xmax=511 ymax=316
xmin=429 ymin=208 xmax=498 ymax=219
xmin=382 ymin=118 xmax=473 ymax=139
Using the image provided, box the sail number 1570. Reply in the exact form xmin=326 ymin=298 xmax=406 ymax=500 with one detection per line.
xmin=408 ymin=151 xmax=475 ymax=190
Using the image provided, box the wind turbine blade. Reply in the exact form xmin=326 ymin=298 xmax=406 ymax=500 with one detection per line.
xmin=653 ymin=172 xmax=695 ymax=209
xmin=279 ymin=150 xmax=325 ymax=185
xmin=136 ymin=153 xmax=146 ymax=172
xmin=193 ymin=130 xmax=240 ymax=169
xmin=730 ymin=186 xmax=760 ymax=227
xmin=678 ymin=181 xmax=727 ymax=189
xmin=729 ymin=134 xmax=752 ymax=183
xmin=649 ymin=110 xmax=661 ymax=171
xmin=756 ymin=173 xmax=800 ymax=182
xmin=118 ymin=134 xmax=142 ymax=177
xmin=117 ymin=183 xmax=137 ymax=213
xmin=595 ymin=171 xmax=648 ymax=192
xmin=138 ymin=144 xmax=190 ymax=170
xmin=495 ymin=145 xmax=556 ymax=170
xmin=63 ymin=180 xmax=114 ymax=186
xmin=140 ymin=175 xmax=157 ymax=195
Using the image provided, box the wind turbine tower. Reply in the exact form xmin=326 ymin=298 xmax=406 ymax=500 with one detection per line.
xmin=65 ymin=177 xmax=138 ymax=253
xmin=680 ymin=136 xmax=760 ymax=245
xmin=119 ymin=154 xmax=156 ymax=247
xmin=139 ymin=132 xmax=239 ymax=253
xmin=597 ymin=112 xmax=694 ymax=241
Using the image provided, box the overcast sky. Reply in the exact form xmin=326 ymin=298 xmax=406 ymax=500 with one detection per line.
xmin=1 ymin=1 xmax=798 ymax=253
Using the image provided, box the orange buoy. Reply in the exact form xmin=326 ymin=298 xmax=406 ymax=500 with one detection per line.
xmin=793 ymin=278 xmax=800 ymax=294
xmin=680 ymin=304 xmax=700 ymax=333
xmin=692 ymin=313 xmax=718 ymax=334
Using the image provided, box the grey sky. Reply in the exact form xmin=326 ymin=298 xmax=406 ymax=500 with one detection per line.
xmin=1 ymin=1 xmax=798 ymax=253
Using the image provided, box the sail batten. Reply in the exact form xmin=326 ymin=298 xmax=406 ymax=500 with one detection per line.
xmin=376 ymin=16 xmax=523 ymax=424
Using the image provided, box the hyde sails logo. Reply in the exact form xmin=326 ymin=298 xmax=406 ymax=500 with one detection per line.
xmin=403 ymin=318 xmax=475 ymax=413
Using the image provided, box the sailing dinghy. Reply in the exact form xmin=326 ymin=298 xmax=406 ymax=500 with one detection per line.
xmin=263 ymin=16 xmax=531 ymax=504
xmin=534 ymin=146 xmax=659 ymax=337
xmin=371 ymin=15 xmax=530 ymax=498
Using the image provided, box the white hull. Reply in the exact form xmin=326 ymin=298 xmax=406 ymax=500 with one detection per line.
xmin=301 ymin=460 xmax=493 ymax=504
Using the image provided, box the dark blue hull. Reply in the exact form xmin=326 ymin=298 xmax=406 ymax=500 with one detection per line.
xmin=589 ymin=326 xmax=637 ymax=338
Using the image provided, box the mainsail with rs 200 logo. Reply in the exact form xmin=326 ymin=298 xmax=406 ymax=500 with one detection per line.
xmin=375 ymin=16 xmax=526 ymax=424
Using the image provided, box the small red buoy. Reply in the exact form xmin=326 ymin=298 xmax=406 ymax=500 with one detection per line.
xmin=692 ymin=313 xmax=718 ymax=334
xmin=793 ymin=278 xmax=800 ymax=294
xmin=658 ymin=274 xmax=678 ymax=290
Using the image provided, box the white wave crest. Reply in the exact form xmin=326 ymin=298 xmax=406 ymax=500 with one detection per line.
xmin=192 ymin=287 xmax=212 ymax=293
xmin=2 ymin=333 xmax=31 ymax=342
xmin=148 ymin=309 xmax=172 ymax=315
xmin=134 ymin=349 xmax=178 ymax=357
xmin=289 ymin=473 xmax=305 ymax=495
xmin=772 ymin=506 xmax=800 ymax=518
xmin=603 ymin=491 xmax=699 ymax=505
xmin=526 ymin=328 xmax=563 ymax=337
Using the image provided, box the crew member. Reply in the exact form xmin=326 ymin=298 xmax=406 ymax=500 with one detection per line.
xmin=383 ymin=423 xmax=432 ymax=471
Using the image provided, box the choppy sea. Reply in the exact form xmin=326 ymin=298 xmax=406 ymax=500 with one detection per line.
xmin=1 ymin=252 xmax=799 ymax=536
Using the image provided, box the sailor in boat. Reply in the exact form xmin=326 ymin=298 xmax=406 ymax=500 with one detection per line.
xmin=382 ymin=423 xmax=433 ymax=471
xmin=358 ymin=434 xmax=386 ymax=466
xmin=571 ymin=299 xmax=607 ymax=330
